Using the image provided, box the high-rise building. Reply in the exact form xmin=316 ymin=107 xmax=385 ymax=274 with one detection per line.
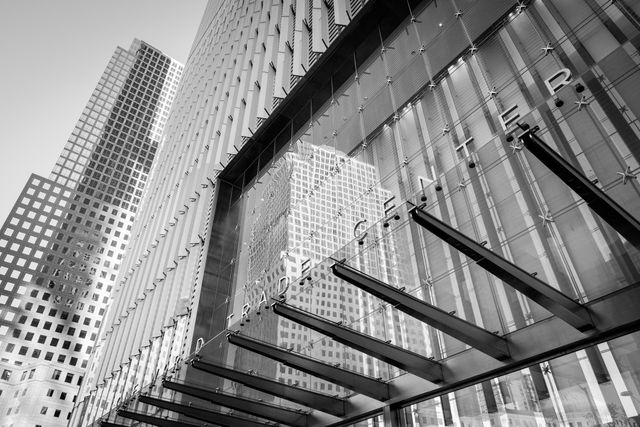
xmin=236 ymin=141 xmax=425 ymax=393
xmin=73 ymin=1 xmax=640 ymax=426
xmin=0 ymin=40 xmax=181 ymax=426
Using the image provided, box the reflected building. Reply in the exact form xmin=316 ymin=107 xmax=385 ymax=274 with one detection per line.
xmin=238 ymin=141 xmax=425 ymax=392
xmin=0 ymin=40 xmax=181 ymax=426
xmin=73 ymin=1 xmax=640 ymax=426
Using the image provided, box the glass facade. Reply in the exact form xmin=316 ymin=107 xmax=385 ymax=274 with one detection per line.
xmin=196 ymin=0 xmax=640 ymax=424
xmin=76 ymin=0 xmax=640 ymax=426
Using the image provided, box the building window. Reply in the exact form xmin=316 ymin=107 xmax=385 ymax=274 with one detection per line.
xmin=40 ymin=406 xmax=48 ymax=415
xmin=54 ymin=409 xmax=61 ymax=417
xmin=47 ymin=389 xmax=54 ymax=397
xmin=64 ymin=373 xmax=73 ymax=383
xmin=1 ymin=369 xmax=11 ymax=381
xmin=52 ymin=369 xmax=61 ymax=380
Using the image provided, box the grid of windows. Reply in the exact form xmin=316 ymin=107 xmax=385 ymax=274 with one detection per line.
xmin=0 ymin=40 xmax=182 ymax=427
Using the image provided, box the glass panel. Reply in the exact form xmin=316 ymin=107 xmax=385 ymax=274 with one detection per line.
xmin=188 ymin=0 xmax=640 ymax=414
xmin=401 ymin=330 xmax=640 ymax=426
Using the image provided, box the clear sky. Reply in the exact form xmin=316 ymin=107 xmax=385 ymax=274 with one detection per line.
xmin=0 ymin=0 xmax=208 ymax=222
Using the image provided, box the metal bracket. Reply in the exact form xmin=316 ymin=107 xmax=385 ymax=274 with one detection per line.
xmin=190 ymin=359 xmax=346 ymax=416
xmin=518 ymin=123 xmax=640 ymax=249
xmin=273 ymin=302 xmax=444 ymax=382
xmin=116 ymin=410 xmax=200 ymax=427
xmin=331 ymin=262 xmax=510 ymax=360
xmin=137 ymin=395 xmax=263 ymax=427
xmin=162 ymin=380 xmax=310 ymax=426
xmin=227 ymin=333 xmax=391 ymax=401
xmin=410 ymin=207 xmax=594 ymax=332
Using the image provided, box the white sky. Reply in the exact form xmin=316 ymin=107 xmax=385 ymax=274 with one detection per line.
xmin=0 ymin=0 xmax=208 ymax=222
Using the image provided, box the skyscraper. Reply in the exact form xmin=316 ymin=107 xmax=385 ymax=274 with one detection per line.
xmin=0 ymin=39 xmax=181 ymax=426
xmin=235 ymin=141 xmax=426 ymax=394
xmin=74 ymin=0 xmax=640 ymax=426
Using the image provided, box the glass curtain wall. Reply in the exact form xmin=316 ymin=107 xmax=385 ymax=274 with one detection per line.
xmin=187 ymin=0 xmax=640 ymax=425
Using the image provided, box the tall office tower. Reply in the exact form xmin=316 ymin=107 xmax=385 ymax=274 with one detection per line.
xmin=0 ymin=40 xmax=181 ymax=426
xmin=237 ymin=141 xmax=424 ymax=393
xmin=74 ymin=0 xmax=640 ymax=426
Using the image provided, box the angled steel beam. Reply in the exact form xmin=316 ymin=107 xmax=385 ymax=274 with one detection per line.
xmin=117 ymin=410 xmax=202 ymax=427
xmin=227 ymin=332 xmax=390 ymax=401
xmin=272 ymin=302 xmax=444 ymax=383
xmin=410 ymin=207 xmax=594 ymax=332
xmin=191 ymin=359 xmax=346 ymax=416
xmin=138 ymin=395 xmax=263 ymax=427
xmin=163 ymin=380 xmax=309 ymax=426
xmin=518 ymin=124 xmax=640 ymax=249
xmin=331 ymin=262 xmax=510 ymax=360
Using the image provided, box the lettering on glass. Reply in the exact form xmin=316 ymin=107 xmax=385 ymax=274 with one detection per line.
xmin=384 ymin=196 xmax=396 ymax=217
xmin=258 ymin=290 xmax=268 ymax=309
xmin=418 ymin=175 xmax=434 ymax=201
xmin=301 ymin=258 xmax=311 ymax=278
xmin=544 ymin=68 xmax=573 ymax=96
xmin=353 ymin=219 xmax=368 ymax=242
xmin=455 ymin=137 xmax=474 ymax=158
xmin=226 ymin=313 xmax=234 ymax=327
xmin=499 ymin=104 xmax=520 ymax=132
xmin=277 ymin=276 xmax=290 ymax=297
xmin=419 ymin=175 xmax=434 ymax=191
xmin=241 ymin=303 xmax=251 ymax=317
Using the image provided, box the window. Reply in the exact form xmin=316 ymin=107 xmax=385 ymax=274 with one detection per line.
xmin=52 ymin=369 xmax=61 ymax=380
xmin=47 ymin=389 xmax=54 ymax=397
xmin=1 ymin=369 xmax=12 ymax=381
xmin=60 ymin=392 xmax=67 ymax=400
xmin=64 ymin=373 xmax=73 ymax=383
xmin=40 ymin=406 xmax=48 ymax=415
xmin=54 ymin=409 xmax=61 ymax=417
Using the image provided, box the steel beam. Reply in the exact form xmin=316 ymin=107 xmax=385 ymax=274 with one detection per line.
xmin=518 ymin=125 xmax=640 ymax=249
xmin=410 ymin=207 xmax=594 ymax=332
xmin=116 ymin=410 xmax=202 ymax=427
xmin=138 ymin=395 xmax=263 ymax=427
xmin=163 ymin=380 xmax=309 ymax=426
xmin=272 ymin=302 xmax=444 ymax=382
xmin=191 ymin=359 xmax=345 ymax=416
xmin=323 ymin=282 xmax=640 ymax=426
xmin=100 ymin=423 xmax=129 ymax=427
xmin=331 ymin=262 xmax=510 ymax=360
xmin=226 ymin=332 xmax=390 ymax=401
